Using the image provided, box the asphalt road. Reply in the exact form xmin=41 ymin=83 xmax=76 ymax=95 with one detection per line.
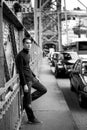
xmin=50 ymin=65 xmax=87 ymax=130
xmin=21 ymin=59 xmax=87 ymax=130
xmin=21 ymin=58 xmax=78 ymax=130
xmin=56 ymin=77 xmax=87 ymax=130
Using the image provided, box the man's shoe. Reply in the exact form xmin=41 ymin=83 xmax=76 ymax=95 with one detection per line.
xmin=28 ymin=118 xmax=43 ymax=124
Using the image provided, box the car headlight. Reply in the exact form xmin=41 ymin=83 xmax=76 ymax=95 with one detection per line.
xmin=83 ymin=86 xmax=87 ymax=92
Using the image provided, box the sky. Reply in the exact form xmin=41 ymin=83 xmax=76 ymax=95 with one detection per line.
xmin=31 ymin=0 xmax=34 ymax=7
xmin=31 ymin=0 xmax=87 ymax=11
xmin=62 ymin=0 xmax=87 ymax=11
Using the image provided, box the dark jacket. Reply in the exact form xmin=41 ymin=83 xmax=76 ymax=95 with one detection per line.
xmin=16 ymin=49 xmax=35 ymax=87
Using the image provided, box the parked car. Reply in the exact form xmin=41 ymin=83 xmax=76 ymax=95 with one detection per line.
xmin=62 ymin=51 xmax=79 ymax=74
xmin=50 ymin=52 xmax=60 ymax=66
xmin=69 ymin=58 xmax=87 ymax=107
xmin=54 ymin=51 xmax=79 ymax=78
xmin=55 ymin=59 xmax=66 ymax=78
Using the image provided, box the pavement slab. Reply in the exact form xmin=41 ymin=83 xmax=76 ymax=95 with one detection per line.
xmin=20 ymin=57 xmax=78 ymax=130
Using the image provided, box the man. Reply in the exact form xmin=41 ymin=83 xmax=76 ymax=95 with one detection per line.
xmin=16 ymin=37 xmax=47 ymax=124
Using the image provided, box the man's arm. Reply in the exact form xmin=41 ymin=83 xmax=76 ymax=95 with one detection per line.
xmin=16 ymin=54 xmax=29 ymax=92
xmin=32 ymin=71 xmax=36 ymax=77
xmin=16 ymin=54 xmax=27 ymax=87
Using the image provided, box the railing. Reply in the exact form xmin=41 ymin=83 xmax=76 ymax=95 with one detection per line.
xmin=0 ymin=75 xmax=21 ymax=130
xmin=0 ymin=45 xmax=42 ymax=130
xmin=0 ymin=2 xmax=43 ymax=130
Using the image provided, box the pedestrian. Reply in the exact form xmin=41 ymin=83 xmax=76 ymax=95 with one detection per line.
xmin=16 ymin=37 xmax=47 ymax=124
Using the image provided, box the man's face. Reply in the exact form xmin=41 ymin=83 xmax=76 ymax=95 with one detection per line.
xmin=23 ymin=39 xmax=32 ymax=51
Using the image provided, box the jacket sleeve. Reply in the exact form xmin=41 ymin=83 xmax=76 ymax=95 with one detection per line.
xmin=31 ymin=71 xmax=36 ymax=77
xmin=16 ymin=54 xmax=27 ymax=87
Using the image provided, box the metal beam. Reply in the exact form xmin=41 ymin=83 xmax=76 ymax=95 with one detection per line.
xmin=42 ymin=20 xmax=56 ymax=32
xmin=61 ymin=10 xmax=87 ymax=17
xmin=42 ymin=11 xmax=58 ymax=26
xmin=41 ymin=0 xmax=50 ymax=9
xmin=42 ymin=41 xmax=57 ymax=45
xmin=42 ymin=10 xmax=57 ymax=16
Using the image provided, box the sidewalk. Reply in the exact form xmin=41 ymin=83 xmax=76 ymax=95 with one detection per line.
xmin=20 ymin=57 xmax=78 ymax=130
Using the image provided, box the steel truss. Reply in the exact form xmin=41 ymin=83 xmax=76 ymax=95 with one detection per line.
xmin=40 ymin=0 xmax=61 ymax=50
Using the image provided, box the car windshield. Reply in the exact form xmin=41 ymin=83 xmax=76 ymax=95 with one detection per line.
xmin=63 ymin=53 xmax=71 ymax=60
xmin=70 ymin=52 xmax=79 ymax=59
xmin=62 ymin=52 xmax=79 ymax=60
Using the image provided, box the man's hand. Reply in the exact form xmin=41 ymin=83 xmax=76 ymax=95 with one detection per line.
xmin=24 ymin=84 xmax=29 ymax=92
xmin=33 ymin=77 xmax=39 ymax=82
xmin=36 ymin=76 xmax=40 ymax=81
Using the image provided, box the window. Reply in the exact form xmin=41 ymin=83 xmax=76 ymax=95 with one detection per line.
xmin=79 ymin=41 xmax=87 ymax=51
xmin=75 ymin=62 xmax=81 ymax=71
xmin=27 ymin=8 xmax=29 ymax=12
xmin=23 ymin=8 xmax=25 ymax=12
xmin=73 ymin=60 xmax=80 ymax=70
xmin=63 ymin=53 xmax=71 ymax=60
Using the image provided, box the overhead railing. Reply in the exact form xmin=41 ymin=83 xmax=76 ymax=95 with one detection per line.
xmin=61 ymin=10 xmax=87 ymax=17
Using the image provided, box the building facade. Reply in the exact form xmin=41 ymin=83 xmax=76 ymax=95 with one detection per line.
xmin=5 ymin=0 xmax=32 ymax=13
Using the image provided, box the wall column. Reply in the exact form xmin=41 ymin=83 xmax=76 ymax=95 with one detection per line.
xmin=34 ymin=0 xmax=42 ymax=48
xmin=0 ymin=2 xmax=5 ymax=89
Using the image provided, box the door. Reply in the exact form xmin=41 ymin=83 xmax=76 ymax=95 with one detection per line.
xmin=71 ymin=60 xmax=81 ymax=91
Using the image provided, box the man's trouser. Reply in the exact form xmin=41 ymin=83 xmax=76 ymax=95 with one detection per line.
xmin=23 ymin=78 xmax=47 ymax=121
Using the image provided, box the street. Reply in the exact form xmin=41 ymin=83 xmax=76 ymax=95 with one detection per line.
xmin=51 ymin=67 xmax=87 ymax=130
xmin=19 ymin=58 xmax=87 ymax=130
xmin=21 ymin=58 xmax=78 ymax=130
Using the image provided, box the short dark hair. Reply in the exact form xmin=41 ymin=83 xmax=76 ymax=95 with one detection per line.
xmin=22 ymin=37 xmax=30 ymax=44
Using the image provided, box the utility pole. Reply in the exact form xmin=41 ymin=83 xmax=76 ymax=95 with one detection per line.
xmin=64 ymin=0 xmax=69 ymax=45
xmin=57 ymin=0 xmax=62 ymax=51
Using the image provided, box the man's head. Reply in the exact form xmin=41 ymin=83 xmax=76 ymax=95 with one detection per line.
xmin=23 ymin=37 xmax=32 ymax=51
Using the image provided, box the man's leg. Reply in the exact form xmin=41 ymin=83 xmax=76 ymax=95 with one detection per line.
xmin=23 ymin=92 xmax=42 ymax=123
xmin=23 ymin=92 xmax=35 ymax=121
xmin=31 ymin=78 xmax=47 ymax=101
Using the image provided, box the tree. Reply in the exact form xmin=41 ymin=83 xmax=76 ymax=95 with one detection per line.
xmin=13 ymin=2 xmax=21 ymax=14
xmin=73 ymin=7 xmax=81 ymax=10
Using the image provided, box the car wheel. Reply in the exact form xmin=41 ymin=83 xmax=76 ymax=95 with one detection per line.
xmin=55 ymin=69 xmax=58 ymax=78
xmin=78 ymin=93 xmax=84 ymax=107
xmin=52 ymin=62 xmax=54 ymax=66
xmin=70 ymin=80 xmax=74 ymax=91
